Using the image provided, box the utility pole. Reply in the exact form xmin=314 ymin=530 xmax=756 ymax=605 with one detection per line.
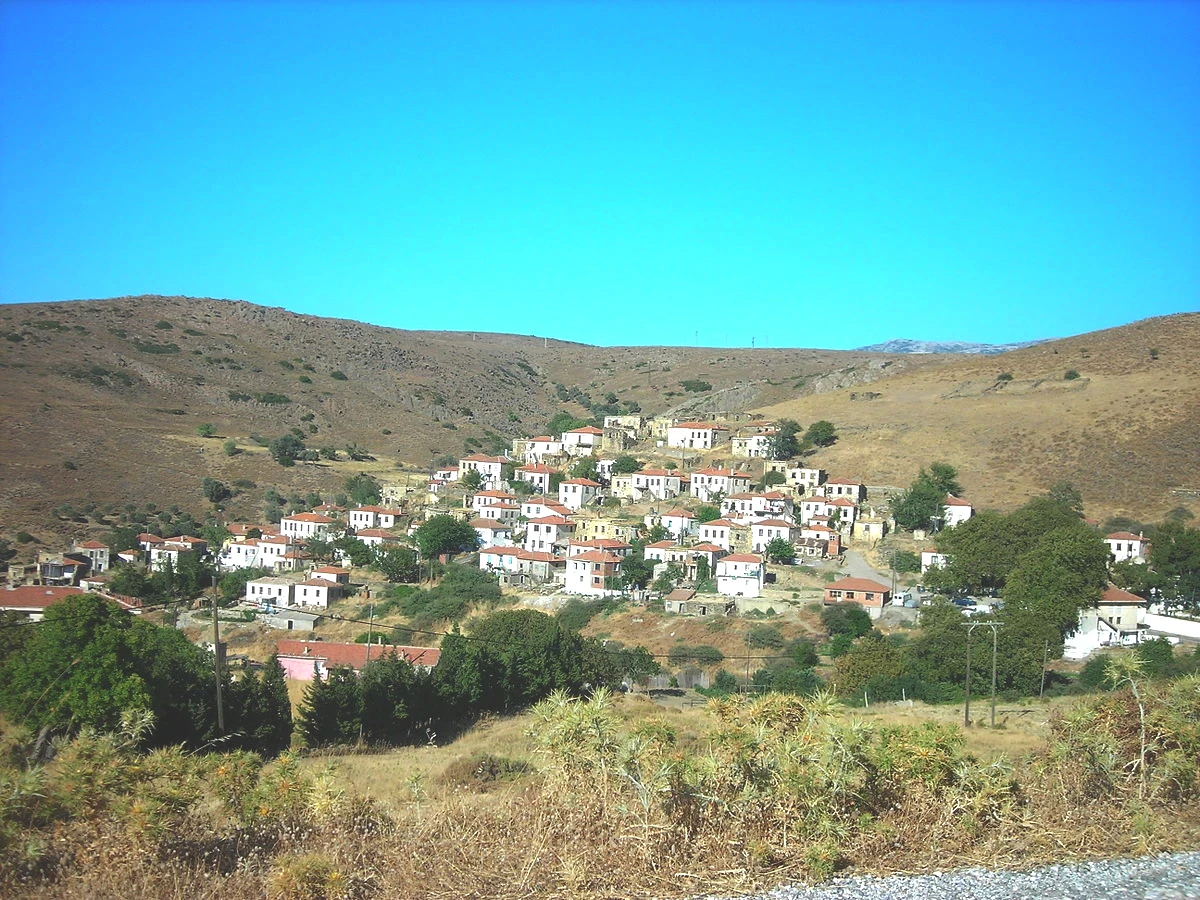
xmin=211 ymin=576 xmax=225 ymax=733
xmin=358 ymin=604 xmax=375 ymax=745
xmin=963 ymin=628 xmax=972 ymax=727
xmin=964 ymin=620 xmax=1002 ymax=728
xmin=1039 ymin=639 xmax=1050 ymax=698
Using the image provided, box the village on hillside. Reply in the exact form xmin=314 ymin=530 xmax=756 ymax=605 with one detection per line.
xmin=6 ymin=409 xmax=1196 ymax=682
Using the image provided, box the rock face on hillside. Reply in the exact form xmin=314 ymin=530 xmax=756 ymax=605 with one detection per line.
xmin=855 ymin=338 xmax=1046 ymax=354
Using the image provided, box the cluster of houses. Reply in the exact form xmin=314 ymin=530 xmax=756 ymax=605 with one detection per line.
xmin=5 ymin=405 xmax=1189 ymax=662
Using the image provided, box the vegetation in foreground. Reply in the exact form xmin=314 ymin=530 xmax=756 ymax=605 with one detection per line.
xmin=2 ymin=663 xmax=1199 ymax=899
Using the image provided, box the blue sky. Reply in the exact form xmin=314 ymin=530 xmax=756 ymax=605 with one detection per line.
xmin=1 ymin=1 xmax=1197 ymax=349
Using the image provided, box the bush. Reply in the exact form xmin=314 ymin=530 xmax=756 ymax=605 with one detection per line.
xmin=330 ymin=370 xmax=348 ymax=381
xmin=745 ymin=624 xmax=786 ymax=650
xmin=667 ymin=644 xmax=724 ymax=666
xmin=1065 ymin=369 xmax=1081 ymax=380
xmin=997 ymin=372 xmax=1013 ymax=382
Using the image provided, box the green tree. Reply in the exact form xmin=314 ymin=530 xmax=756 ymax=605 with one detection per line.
xmin=610 ymin=455 xmax=643 ymax=475
xmin=766 ymin=419 xmax=801 ymax=460
xmin=831 ymin=631 xmax=904 ymax=696
xmin=619 ymin=548 xmax=654 ymax=590
xmin=268 ymin=433 xmax=306 ymax=467
xmin=435 ymin=609 xmax=612 ymax=715
xmin=297 ymin=667 xmax=362 ymax=747
xmin=804 ymin=420 xmax=838 ymax=448
xmin=196 ymin=423 xmax=217 ymax=438
xmin=821 ymin=603 xmax=872 ymax=638
xmin=569 ymin=455 xmax=599 ymax=480
xmin=360 ymin=651 xmax=425 ymax=745
xmin=334 ymin=534 xmax=374 ymax=568
xmin=0 ymin=594 xmax=218 ymax=746
xmin=344 ymin=473 xmax=383 ymax=506
xmin=414 ymin=514 xmax=479 ymax=560
xmin=890 ymin=549 xmax=921 ymax=574
xmin=759 ymin=469 xmax=787 ymax=490
xmin=460 ymin=468 xmax=484 ymax=490
xmin=202 ymin=477 xmax=233 ymax=505
xmin=373 ymin=544 xmax=420 ymax=583
xmin=227 ymin=655 xmax=293 ymax=756
xmin=764 ymin=537 xmax=796 ymax=564
xmin=222 ymin=438 xmax=240 ymax=456
xmin=893 ymin=464 xmax=957 ymax=531
xmin=695 ymin=504 xmax=721 ymax=524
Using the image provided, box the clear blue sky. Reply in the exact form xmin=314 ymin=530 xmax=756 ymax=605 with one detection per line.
xmin=1 ymin=1 xmax=1197 ymax=349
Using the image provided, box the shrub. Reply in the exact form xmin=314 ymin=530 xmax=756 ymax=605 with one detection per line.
xmin=330 ymin=370 xmax=348 ymax=381
xmin=1065 ymin=369 xmax=1081 ymax=380
xmin=681 ymin=379 xmax=713 ymax=393
xmin=997 ymin=372 xmax=1013 ymax=382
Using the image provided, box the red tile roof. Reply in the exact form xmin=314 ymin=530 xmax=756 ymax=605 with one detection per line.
xmin=826 ymin=577 xmax=890 ymax=593
xmin=276 ymin=640 xmax=441 ymax=669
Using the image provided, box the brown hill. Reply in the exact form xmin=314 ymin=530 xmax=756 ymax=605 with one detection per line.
xmin=758 ymin=312 xmax=1200 ymax=521
xmin=0 ymin=297 xmax=1194 ymax=539
xmin=0 ymin=295 xmax=932 ymax=537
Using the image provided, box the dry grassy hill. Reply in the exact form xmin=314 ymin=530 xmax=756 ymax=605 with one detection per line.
xmin=0 ymin=295 xmax=927 ymax=536
xmin=759 ymin=312 xmax=1200 ymax=521
xmin=0 ymin=296 xmax=1195 ymax=539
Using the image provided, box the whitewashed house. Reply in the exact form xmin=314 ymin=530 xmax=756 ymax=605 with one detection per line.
xmin=716 ymin=553 xmax=764 ymax=598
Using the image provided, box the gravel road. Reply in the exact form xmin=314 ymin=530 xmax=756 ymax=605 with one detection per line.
xmin=703 ymin=852 xmax=1200 ymax=900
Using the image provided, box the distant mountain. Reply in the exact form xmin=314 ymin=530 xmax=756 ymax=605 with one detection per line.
xmin=855 ymin=338 xmax=1048 ymax=355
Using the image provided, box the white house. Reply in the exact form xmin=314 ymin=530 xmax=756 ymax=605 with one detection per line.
xmin=479 ymin=545 xmax=523 ymax=574
xmin=246 ymin=577 xmax=293 ymax=606
xmin=523 ymin=515 xmax=575 ymax=554
xmin=721 ymin=491 xmax=794 ymax=524
xmin=347 ymin=506 xmax=403 ymax=531
xmin=631 ymin=468 xmax=683 ymax=501
xmin=644 ymin=508 xmax=696 ymax=540
xmin=459 ymin=454 xmax=507 ymax=487
xmin=786 ymin=466 xmax=825 ymax=494
xmin=565 ymin=550 xmax=622 ymax=597
xmin=1063 ymin=585 xmax=1149 ymax=660
xmin=942 ymin=495 xmax=974 ymax=528
xmin=690 ymin=467 xmax=753 ymax=502
xmin=73 ymin=541 xmax=111 ymax=574
xmin=921 ymin=550 xmax=949 ymax=574
xmin=561 ymin=426 xmax=604 ymax=456
xmin=559 ymin=478 xmax=602 ymax=511
xmin=666 ymin=421 xmax=729 ymax=450
xmin=751 ymin=519 xmax=796 ymax=553
xmin=1106 ymin=532 xmax=1149 ymax=564
xmin=523 ymin=436 xmax=565 ymax=463
xmin=220 ymin=538 xmax=263 ymax=571
xmin=354 ymin=528 xmax=402 ymax=549
xmin=716 ymin=553 xmax=764 ymax=598
xmin=292 ymin=578 xmax=337 ymax=609
xmin=824 ymin=479 xmax=866 ymax=502
xmin=567 ymin=538 xmax=632 ymax=559
xmin=515 ymin=463 xmax=555 ymax=494
xmin=280 ymin=513 xmax=336 ymax=541
xmin=696 ymin=518 xmax=737 ymax=551
xmin=471 ymin=519 xmax=514 ymax=548
xmin=731 ymin=433 xmax=773 ymax=459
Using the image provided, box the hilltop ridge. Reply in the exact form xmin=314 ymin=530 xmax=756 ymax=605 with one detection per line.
xmin=0 ymin=297 xmax=1196 ymax=535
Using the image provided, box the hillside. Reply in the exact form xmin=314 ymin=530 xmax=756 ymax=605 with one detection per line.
xmin=760 ymin=312 xmax=1200 ymax=521
xmin=0 ymin=295 xmax=931 ymax=535
xmin=0 ymin=297 xmax=1196 ymax=538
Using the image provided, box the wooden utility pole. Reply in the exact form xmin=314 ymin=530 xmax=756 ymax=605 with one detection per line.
xmin=212 ymin=579 xmax=225 ymax=733
xmin=964 ymin=620 xmax=1002 ymax=728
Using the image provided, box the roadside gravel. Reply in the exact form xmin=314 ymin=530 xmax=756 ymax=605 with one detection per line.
xmin=703 ymin=852 xmax=1200 ymax=900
